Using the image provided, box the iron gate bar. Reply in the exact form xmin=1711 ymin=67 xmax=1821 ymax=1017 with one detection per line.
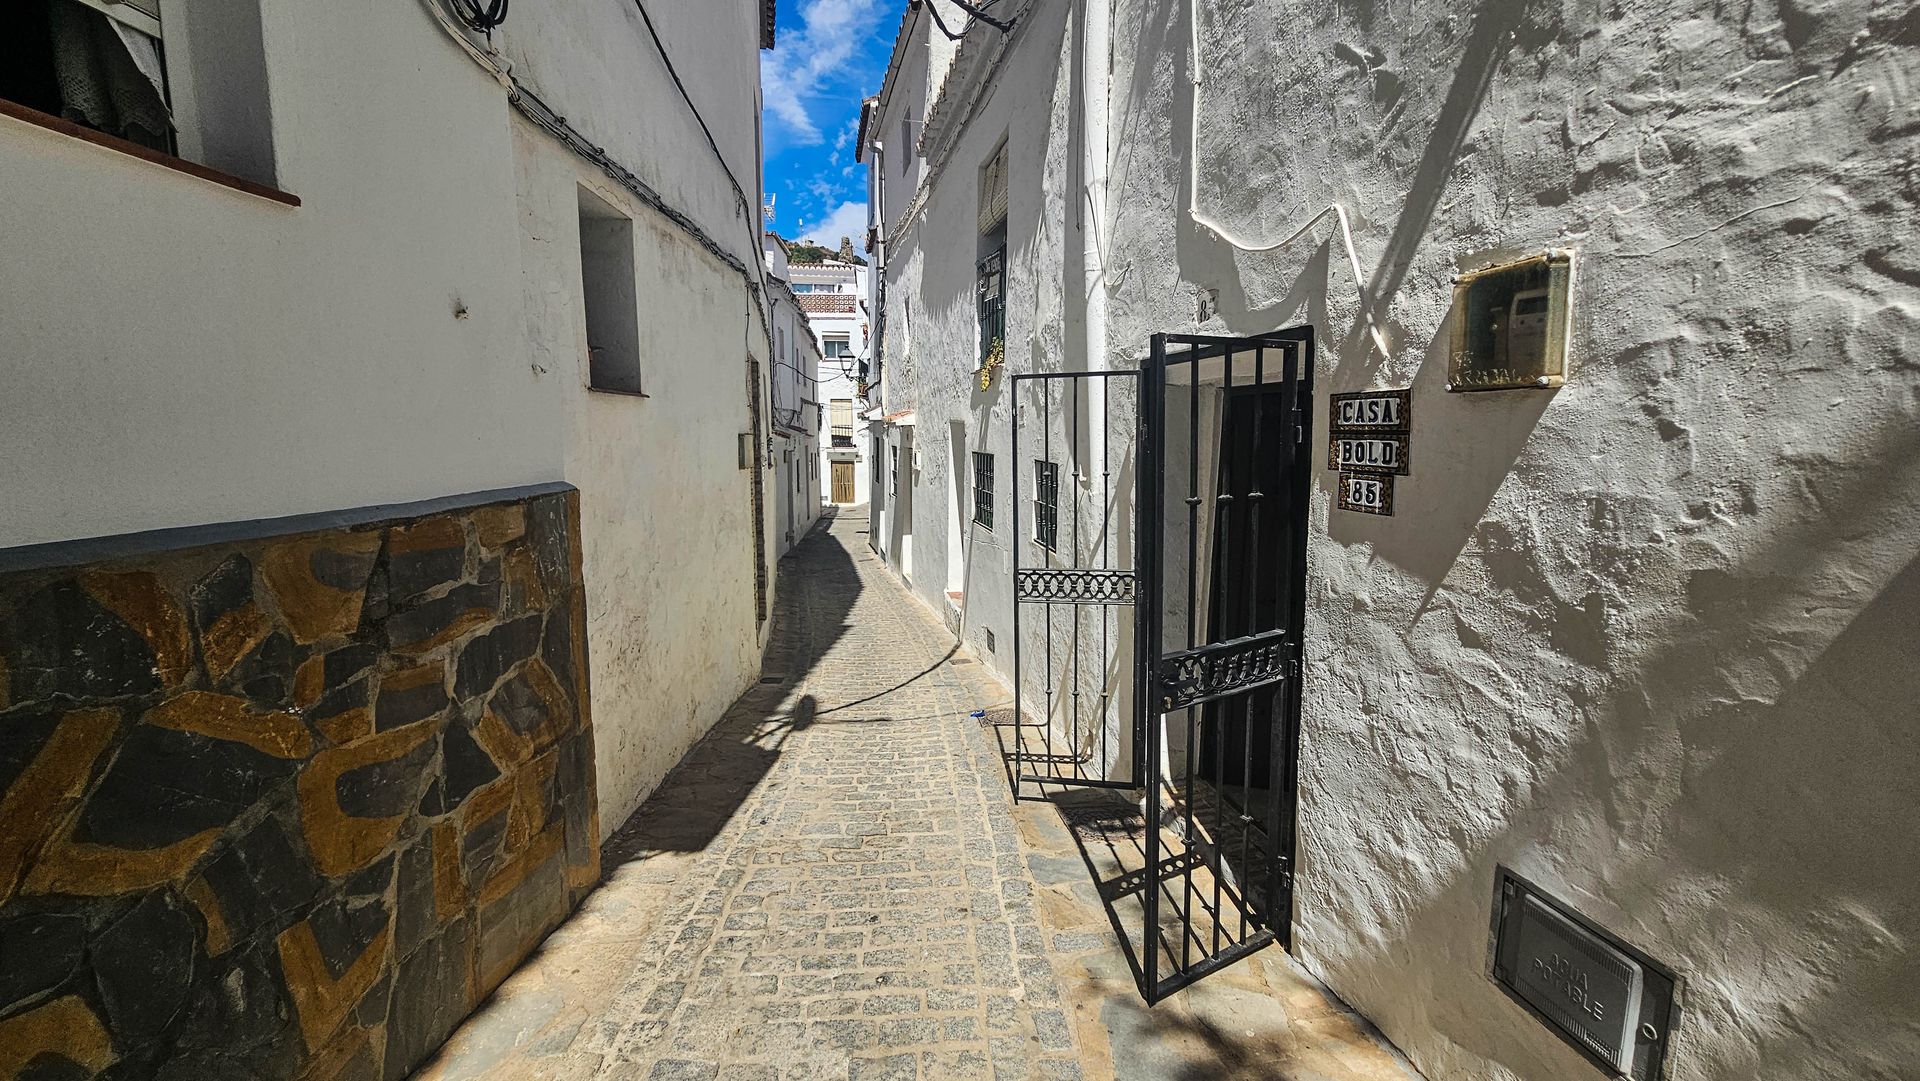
xmin=1157 ymin=626 xmax=1294 ymax=709
xmin=1015 ymin=568 xmax=1137 ymax=604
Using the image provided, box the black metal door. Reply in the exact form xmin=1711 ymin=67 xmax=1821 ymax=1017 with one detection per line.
xmin=1005 ymin=329 xmax=1312 ymax=1005
xmin=1008 ymin=369 xmax=1141 ymax=794
xmin=1134 ymin=328 xmax=1314 ymax=1002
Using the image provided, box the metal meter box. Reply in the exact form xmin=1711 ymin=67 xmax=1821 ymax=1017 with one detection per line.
xmin=1448 ymin=252 xmax=1574 ymax=391
xmin=1490 ymin=868 xmax=1680 ymax=1080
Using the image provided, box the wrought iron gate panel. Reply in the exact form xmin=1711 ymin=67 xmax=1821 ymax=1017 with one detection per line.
xmin=1007 ymin=329 xmax=1312 ymax=1006
xmin=1135 ymin=328 xmax=1314 ymax=1004
xmin=1009 ymin=369 xmax=1141 ymax=794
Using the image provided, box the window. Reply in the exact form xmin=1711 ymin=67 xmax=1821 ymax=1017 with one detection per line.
xmin=830 ymin=400 xmax=854 ymax=447
xmin=977 ymin=142 xmax=1009 ymax=365
xmin=824 ymin=334 xmax=853 ymax=359
xmin=1033 ymin=459 xmax=1059 ymax=551
xmin=791 ymin=283 xmax=814 ymax=293
xmin=899 ymin=115 xmax=912 ymax=175
xmin=3 ymin=0 xmax=171 ymax=152
xmin=972 ymin=452 xmax=995 ymax=530
xmin=578 ymin=186 xmax=643 ymax=395
xmin=976 ymin=248 xmax=1005 ymax=364
xmin=890 ymin=446 xmax=900 ymax=499
xmin=1 ymin=0 xmax=278 ymax=187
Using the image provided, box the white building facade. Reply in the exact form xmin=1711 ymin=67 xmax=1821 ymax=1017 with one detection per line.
xmin=789 ymin=259 xmax=874 ymax=507
xmin=862 ymin=1 xmax=1920 ymax=1079
xmin=764 ymin=233 xmax=827 ymax=552
xmin=0 ymin=2 xmax=784 ymax=1075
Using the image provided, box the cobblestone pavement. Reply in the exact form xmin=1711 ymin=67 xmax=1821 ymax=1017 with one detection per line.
xmin=412 ymin=509 xmax=1419 ymax=1081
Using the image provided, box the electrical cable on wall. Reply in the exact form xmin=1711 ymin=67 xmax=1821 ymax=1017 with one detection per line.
xmin=450 ymin=0 xmax=509 ymax=33
xmin=916 ymin=0 xmax=1015 ymax=41
xmin=414 ymin=0 xmax=776 ymax=362
xmin=1184 ymin=0 xmax=1390 ymax=357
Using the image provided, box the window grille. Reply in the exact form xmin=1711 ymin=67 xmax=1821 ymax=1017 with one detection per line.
xmin=972 ymin=452 xmax=995 ymax=530
xmin=977 ymin=247 xmax=1005 ymax=364
xmin=1032 ymin=459 xmax=1059 ymax=551
xmin=830 ymin=399 xmax=854 ymax=447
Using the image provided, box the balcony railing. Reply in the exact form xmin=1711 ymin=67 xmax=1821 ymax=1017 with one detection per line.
xmin=830 ymin=424 xmax=854 ymax=447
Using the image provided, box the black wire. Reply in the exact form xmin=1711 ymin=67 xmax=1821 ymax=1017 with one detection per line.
xmin=450 ymin=0 xmax=509 ymax=32
xmin=631 ymin=0 xmax=754 ymax=227
xmin=913 ymin=0 xmax=1014 ymax=38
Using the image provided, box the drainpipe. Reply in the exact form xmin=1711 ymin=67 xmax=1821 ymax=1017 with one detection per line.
xmin=1080 ymin=0 xmax=1108 ymax=462
xmin=1078 ymin=0 xmax=1112 ymax=765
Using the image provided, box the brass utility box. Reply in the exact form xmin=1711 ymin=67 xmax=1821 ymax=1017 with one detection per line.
xmin=1448 ymin=251 xmax=1574 ymax=391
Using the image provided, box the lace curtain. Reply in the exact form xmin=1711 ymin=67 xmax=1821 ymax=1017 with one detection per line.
xmin=48 ymin=0 xmax=173 ymax=150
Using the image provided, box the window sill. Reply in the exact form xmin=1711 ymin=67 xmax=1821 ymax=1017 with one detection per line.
xmin=0 ymin=99 xmax=299 ymax=207
xmin=587 ymin=385 xmax=650 ymax=399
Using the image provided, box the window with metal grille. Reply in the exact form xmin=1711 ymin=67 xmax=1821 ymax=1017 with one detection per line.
xmin=1032 ymin=459 xmax=1059 ymax=551
xmin=890 ymin=445 xmax=899 ymax=499
xmin=830 ymin=399 xmax=854 ymax=447
xmin=972 ymin=452 xmax=995 ymax=530
xmin=976 ymin=141 xmax=1009 ymax=366
xmin=976 ymin=248 xmax=1005 ymax=365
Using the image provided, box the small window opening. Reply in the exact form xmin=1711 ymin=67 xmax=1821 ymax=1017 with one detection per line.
xmin=830 ymin=399 xmax=854 ymax=447
xmin=578 ymin=186 xmax=643 ymax=395
xmin=977 ymin=140 xmax=1009 ymax=365
xmin=2 ymin=0 xmax=174 ymax=153
xmin=1033 ymin=459 xmax=1059 ymax=551
xmin=972 ymin=451 xmax=995 ymax=530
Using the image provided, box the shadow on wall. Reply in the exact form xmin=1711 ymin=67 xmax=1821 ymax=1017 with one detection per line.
xmin=1323 ymin=320 xmax=1554 ymax=607
xmin=1147 ymin=0 xmax=1522 ymax=382
xmin=1303 ymin=404 xmax=1920 ymax=1078
xmin=598 ymin=508 xmax=969 ymax=869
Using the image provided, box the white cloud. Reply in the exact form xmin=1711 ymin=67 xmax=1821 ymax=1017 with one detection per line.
xmin=797 ymin=201 xmax=870 ymax=248
xmin=760 ymin=0 xmax=884 ymax=145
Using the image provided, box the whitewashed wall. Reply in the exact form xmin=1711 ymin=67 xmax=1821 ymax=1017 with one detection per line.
xmin=512 ymin=122 xmax=767 ymax=838
xmin=0 ymin=1 xmax=778 ymax=841
xmin=1101 ymin=0 xmax=1920 ymax=1078
xmin=505 ymin=2 xmax=773 ymax=834
xmin=0 ymin=1 xmax=561 ymax=547
xmin=875 ymin=0 xmax=1920 ymax=1076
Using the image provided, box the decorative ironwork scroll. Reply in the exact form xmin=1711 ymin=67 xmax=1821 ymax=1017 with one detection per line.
xmin=1157 ymin=629 xmax=1293 ymax=712
xmin=1015 ymin=568 xmax=1136 ymax=605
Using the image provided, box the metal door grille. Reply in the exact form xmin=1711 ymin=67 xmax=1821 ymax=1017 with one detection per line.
xmin=1004 ymin=328 xmax=1313 ymax=1005
xmin=1009 ymin=370 xmax=1140 ymax=793
xmin=1134 ymin=329 xmax=1314 ymax=1002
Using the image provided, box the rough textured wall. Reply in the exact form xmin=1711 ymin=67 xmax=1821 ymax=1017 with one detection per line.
xmin=513 ymin=124 xmax=766 ymax=839
xmin=1103 ymin=0 xmax=1920 ymax=1077
xmin=880 ymin=1 xmax=1082 ymax=670
xmin=0 ymin=488 xmax=598 ymax=1080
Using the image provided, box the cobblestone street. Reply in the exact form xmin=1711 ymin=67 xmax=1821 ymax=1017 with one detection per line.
xmin=412 ymin=509 xmax=1417 ymax=1081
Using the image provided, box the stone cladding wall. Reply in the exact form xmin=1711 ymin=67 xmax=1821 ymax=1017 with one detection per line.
xmin=0 ymin=487 xmax=597 ymax=1080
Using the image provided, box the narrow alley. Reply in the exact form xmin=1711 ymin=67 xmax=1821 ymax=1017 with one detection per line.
xmin=412 ymin=509 xmax=1415 ymax=1081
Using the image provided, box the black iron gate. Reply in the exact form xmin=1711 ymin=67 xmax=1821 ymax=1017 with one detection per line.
xmin=1009 ymin=368 xmax=1140 ymax=793
xmin=1007 ymin=328 xmax=1315 ymax=1004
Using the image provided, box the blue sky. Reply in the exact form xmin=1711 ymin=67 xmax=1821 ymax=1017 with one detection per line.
xmin=760 ymin=0 xmax=907 ymax=247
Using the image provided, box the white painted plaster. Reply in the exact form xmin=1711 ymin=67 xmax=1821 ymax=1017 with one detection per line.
xmin=0 ymin=1 xmax=559 ymax=548
xmin=870 ymin=0 xmax=1920 ymax=1076
xmin=1 ymin=4 xmax=780 ymax=843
